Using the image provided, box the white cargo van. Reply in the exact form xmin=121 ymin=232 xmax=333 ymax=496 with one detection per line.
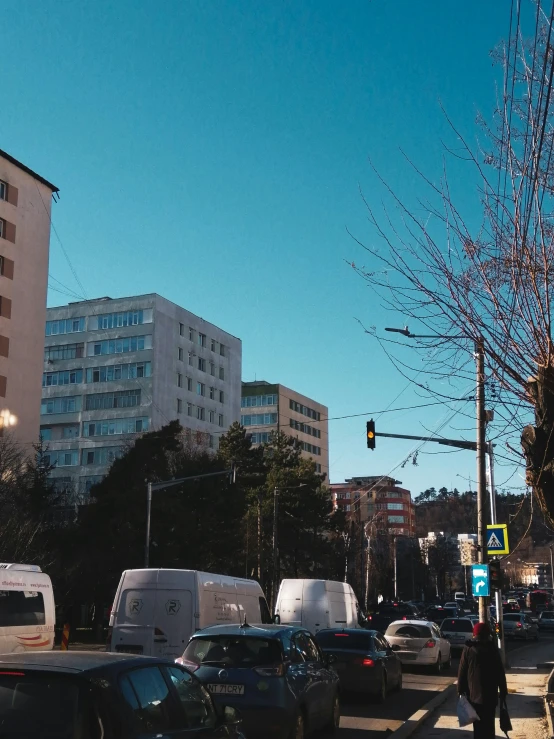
xmin=0 ymin=563 xmax=55 ymax=654
xmin=109 ymin=569 xmax=271 ymax=658
xmin=275 ymin=579 xmax=360 ymax=634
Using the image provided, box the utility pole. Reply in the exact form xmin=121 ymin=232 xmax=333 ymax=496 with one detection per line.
xmin=257 ymin=491 xmax=263 ymax=581
xmin=144 ymin=482 xmax=152 ymax=568
xmin=393 ymin=536 xmax=398 ymax=600
xmin=272 ymin=487 xmax=279 ymax=610
xmin=475 ymin=341 xmax=488 ymax=624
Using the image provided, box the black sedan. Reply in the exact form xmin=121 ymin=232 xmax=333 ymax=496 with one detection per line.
xmin=0 ymin=651 xmax=245 ymax=738
xmin=314 ymin=628 xmax=402 ymax=703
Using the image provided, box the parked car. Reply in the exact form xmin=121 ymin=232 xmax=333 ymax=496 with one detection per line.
xmin=178 ymin=624 xmax=340 ymax=739
xmin=503 ymin=613 xmax=539 ymax=640
xmin=503 ymin=601 xmax=521 ymax=614
xmin=314 ymin=628 xmax=402 ymax=702
xmin=439 ymin=618 xmax=475 ymax=652
xmin=539 ymin=610 xmax=554 ymax=631
xmin=424 ymin=606 xmax=460 ymax=624
xmin=0 ymin=651 xmax=245 ymax=738
xmin=365 ymin=603 xmax=418 ymax=632
xmin=384 ymin=620 xmax=451 ymax=673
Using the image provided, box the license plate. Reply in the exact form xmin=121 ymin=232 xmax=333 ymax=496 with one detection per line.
xmin=115 ymin=645 xmax=143 ymax=654
xmin=400 ymin=653 xmax=417 ymax=660
xmin=208 ymin=684 xmax=245 ymax=695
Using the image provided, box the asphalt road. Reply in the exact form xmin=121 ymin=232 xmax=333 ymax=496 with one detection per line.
xmin=335 ymin=635 xmax=554 ymax=738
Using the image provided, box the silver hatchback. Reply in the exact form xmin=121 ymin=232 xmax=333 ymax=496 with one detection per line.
xmin=539 ymin=610 xmax=554 ymax=631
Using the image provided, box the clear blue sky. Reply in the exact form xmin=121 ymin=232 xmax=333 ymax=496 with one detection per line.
xmin=1 ymin=0 xmax=525 ymax=497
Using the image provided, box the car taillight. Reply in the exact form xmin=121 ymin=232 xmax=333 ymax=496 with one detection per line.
xmin=0 ymin=671 xmax=25 ymax=676
xmin=368 ymin=615 xmax=372 ymax=621
xmin=423 ymin=639 xmax=436 ymax=648
xmin=517 ymin=622 xmax=522 ymax=628
xmin=254 ymin=664 xmax=285 ymax=677
xmin=362 ymin=658 xmax=375 ymax=667
xmin=402 ymin=616 xmax=407 ymax=620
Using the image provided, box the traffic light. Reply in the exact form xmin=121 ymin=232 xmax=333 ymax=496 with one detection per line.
xmin=366 ymin=419 xmax=376 ymax=450
xmin=489 ymin=560 xmax=501 ymax=591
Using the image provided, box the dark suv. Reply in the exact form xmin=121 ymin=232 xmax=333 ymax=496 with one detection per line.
xmin=0 ymin=651 xmax=244 ymax=738
xmin=365 ymin=603 xmax=418 ymax=632
xmin=179 ymin=624 xmax=340 ymax=739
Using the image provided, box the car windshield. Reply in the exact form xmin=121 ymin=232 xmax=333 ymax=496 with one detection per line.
xmin=441 ymin=619 xmax=473 ymax=632
xmin=0 ymin=672 xmax=99 ymax=737
xmin=385 ymin=624 xmax=431 ymax=638
xmin=183 ymin=636 xmax=282 ymax=667
xmin=315 ymin=632 xmax=372 ymax=650
xmin=541 ymin=611 xmax=554 ymax=618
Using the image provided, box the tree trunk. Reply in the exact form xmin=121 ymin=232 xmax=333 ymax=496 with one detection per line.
xmin=521 ymin=366 xmax=554 ymax=518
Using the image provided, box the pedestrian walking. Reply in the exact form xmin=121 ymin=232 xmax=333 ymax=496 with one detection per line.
xmin=458 ymin=622 xmax=507 ymax=738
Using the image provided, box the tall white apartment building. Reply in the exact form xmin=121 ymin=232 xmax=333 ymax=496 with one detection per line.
xmin=41 ymin=294 xmax=242 ymax=495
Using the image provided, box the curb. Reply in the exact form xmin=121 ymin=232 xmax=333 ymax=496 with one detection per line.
xmin=388 ymin=682 xmax=457 ymax=739
xmin=544 ymin=668 xmax=554 ymax=739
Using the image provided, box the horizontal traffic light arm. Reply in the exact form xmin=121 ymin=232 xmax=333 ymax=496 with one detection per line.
xmin=375 ymin=431 xmax=478 ymax=451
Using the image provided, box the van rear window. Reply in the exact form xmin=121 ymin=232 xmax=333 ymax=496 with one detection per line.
xmin=0 ymin=590 xmax=45 ymax=627
xmin=184 ymin=636 xmax=282 ymax=668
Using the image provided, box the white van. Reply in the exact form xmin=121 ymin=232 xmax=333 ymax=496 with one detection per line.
xmin=454 ymin=592 xmax=466 ymax=602
xmin=275 ymin=579 xmax=360 ymax=634
xmin=109 ymin=569 xmax=271 ymax=658
xmin=0 ymin=563 xmax=55 ymax=654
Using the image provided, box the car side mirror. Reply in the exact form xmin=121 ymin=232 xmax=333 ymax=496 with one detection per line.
xmin=221 ymin=706 xmax=242 ymax=726
xmin=273 ymin=614 xmax=281 ymax=624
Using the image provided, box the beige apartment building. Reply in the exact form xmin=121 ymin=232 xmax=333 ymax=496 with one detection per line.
xmin=241 ymin=381 xmax=329 ymax=480
xmin=0 ymin=149 xmax=58 ymax=444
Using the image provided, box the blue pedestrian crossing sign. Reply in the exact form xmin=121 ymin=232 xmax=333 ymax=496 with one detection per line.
xmin=487 ymin=524 xmax=509 ymax=555
xmin=471 ymin=564 xmax=490 ymax=597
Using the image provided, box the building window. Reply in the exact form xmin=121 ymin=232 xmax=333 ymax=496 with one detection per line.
xmin=189 ymin=327 xmax=194 ymax=341
xmin=209 ymin=410 xmax=215 ymax=423
xmin=62 ymin=425 xmax=79 ymax=438
xmin=0 ymin=219 xmax=4 ymax=239
xmin=197 ymin=406 xmax=205 ymax=421
xmin=301 ymin=441 xmax=321 ymax=456
xmin=46 ymin=317 xmax=86 ymax=336
xmin=82 ymin=417 xmax=149 ymax=437
xmin=42 ymin=369 xmax=83 ymax=387
xmin=209 ymin=386 xmax=215 ymax=400
xmin=84 ymin=389 xmax=141 ymax=411
xmin=198 ymin=333 xmax=206 ymax=348
xmin=388 ymin=515 xmax=405 ymax=523
xmin=241 ymin=413 xmax=278 ymax=426
xmin=177 ymin=373 xmax=183 ymax=388
xmin=219 ymin=344 xmax=225 ymax=357
xmin=209 ymin=361 xmax=215 ymax=376
xmin=241 ymin=394 xmax=278 ymax=408
xmin=316 ymin=464 xmax=322 ymax=473
xmin=180 ymin=323 xmax=185 ymax=336
xmin=250 ymin=432 xmax=271 ymax=444
xmin=187 ymin=402 xmax=193 ymax=416
xmin=43 ymin=450 xmax=80 ymax=467
xmin=177 ymin=398 xmax=183 ymax=414
xmin=41 ymin=396 xmax=82 ymax=415
xmin=0 ymin=181 xmax=6 ymax=201
xmin=387 ymin=503 xmax=404 ymax=510
xmin=219 ymin=390 xmax=224 ymax=403
xmin=218 ymin=414 xmax=224 ymax=427
xmin=90 ymin=335 xmax=148 ymax=356
xmin=345 ymin=505 xmax=351 ymax=512
xmin=85 ymin=361 xmax=151 ymax=383
xmin=93 ymin=310 xmax=143 ymax=330
xmin=40 ymin=428 xmax=52 ymax=441
xmin=219 ymin=367 xmax=225 ymax=380
xmin=198 ymin=357 xmax=206 ymax=372
xmin=178 ymin=347 xmax=184 ymax=361
xmin=44 ymin=343 xmax=85 ymax=361
xmin=209 ymin=434 xmax=215 ymax=449
xmin=82 ymin=446 xmax=122 ymax=466
xmin=290 ymin=419 xmax=320 ymax=437
xmin=289 ymin=399 xmax=321 ymax=421
xmin=186 ymin=377 xmax=192 ymax=391
xmin=197 ymin=382 xmax=205 ymax=396
xmin=211 ymin=339 xmax=216 ymax=352
xmin=188 ymin=352 xmax=194 ymax=366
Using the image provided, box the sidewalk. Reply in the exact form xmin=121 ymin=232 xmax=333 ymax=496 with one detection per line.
xmin=410 ymin=641 xmax=552 ymax=739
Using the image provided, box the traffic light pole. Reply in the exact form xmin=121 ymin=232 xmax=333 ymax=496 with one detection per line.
xmin=488 ymin=443 xmax=506 ymax=665
xmin=476 ymin=343 xmax=488 ymax=625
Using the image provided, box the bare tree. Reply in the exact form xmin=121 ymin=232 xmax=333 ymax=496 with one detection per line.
xmin=352 ymin=1 xmax=554 ymax=524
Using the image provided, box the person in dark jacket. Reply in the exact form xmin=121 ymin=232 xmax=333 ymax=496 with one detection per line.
xmin=458 ymin=622 xmax=507 ymax=738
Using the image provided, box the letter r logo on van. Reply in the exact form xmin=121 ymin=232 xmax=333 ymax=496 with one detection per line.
xmin=129 ymin=599 xmax=143 ymax=615
xmin=165 ymin=599 xmax=181 ymax=615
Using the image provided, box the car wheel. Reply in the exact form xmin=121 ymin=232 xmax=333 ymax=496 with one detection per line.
xmin=434 ymin=653 xmax=442 ymax=674
xmin=323 ymin=694 xmax=340 ymax=734
xmin=375 ymin=671 xmax=387 ymax=703
xmin=290 ymin=712 xmax=305 ymax=739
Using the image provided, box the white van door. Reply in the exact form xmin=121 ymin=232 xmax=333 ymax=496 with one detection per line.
xmin=153 ymin=589 xmax=193 ymax=659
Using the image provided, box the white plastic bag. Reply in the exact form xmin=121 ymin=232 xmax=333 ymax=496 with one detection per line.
xmin=457 ymin=695 xmax=480 ymax=727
